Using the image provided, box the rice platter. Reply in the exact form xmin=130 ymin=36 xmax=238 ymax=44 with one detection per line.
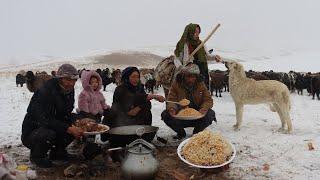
xmin=180 ymin=130 xmax=234 ymax=166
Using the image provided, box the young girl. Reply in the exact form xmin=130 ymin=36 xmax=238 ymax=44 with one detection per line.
xmin=78 ymin=70 xmax=110 ymax=122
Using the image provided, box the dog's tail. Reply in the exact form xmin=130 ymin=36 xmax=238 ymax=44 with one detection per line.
xmin=282 ymin=91 xmax=291 ymax=111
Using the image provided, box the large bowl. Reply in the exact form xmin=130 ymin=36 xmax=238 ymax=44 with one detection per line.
xmin=177 ymin=138 xmax=236 ymax=169
xmin=172 ymin=114 xmax=205 ymax=120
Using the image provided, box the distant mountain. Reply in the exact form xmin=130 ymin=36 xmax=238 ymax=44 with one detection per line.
xmin=94 ymin=51 xmax=164 ymax=67
xmin=0 ymin=51 xmax=165 ymax=75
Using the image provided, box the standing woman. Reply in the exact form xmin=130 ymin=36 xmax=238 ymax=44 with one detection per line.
xmin=174 ymin=23 xmax=221 ymax=88
xmin=102 ymin=67 xmax=165 ymax=129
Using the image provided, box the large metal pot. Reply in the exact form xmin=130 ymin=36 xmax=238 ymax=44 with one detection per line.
xmin=108 ymin=125 xmax=159 ymax=147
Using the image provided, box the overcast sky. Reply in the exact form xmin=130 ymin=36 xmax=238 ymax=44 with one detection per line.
xmin=0 ymin=0 xmax=319 ymax=64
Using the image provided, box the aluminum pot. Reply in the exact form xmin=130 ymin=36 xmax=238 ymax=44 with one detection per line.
xmin=107 ymin=125 xmax=159 ymax=147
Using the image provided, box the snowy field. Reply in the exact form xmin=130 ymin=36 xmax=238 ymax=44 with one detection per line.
xmin=1 ymin=54 xmax=320 ymax=179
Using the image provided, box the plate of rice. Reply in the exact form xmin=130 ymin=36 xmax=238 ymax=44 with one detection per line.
xmin=177 ymin=130 xmax=236 ymax=169
xmin=173 ymin=108 xmax=205 ymax=120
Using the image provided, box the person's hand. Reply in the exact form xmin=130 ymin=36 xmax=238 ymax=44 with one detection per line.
xmin=127 ymin=106 xmax=141 ymax=116
xmin=199 ymin=108 xmax=208 ymax=115
xmin=147 ymin=94 xmax=165 ymax=102
xmin=67 ymin=126 xmax=84 ymax=139
xmin=214 ymin=55 xmax=222 ymax=62
xmin=147 ymin=94 xmax=155 ymax=101
xmin=168 ymin=108 xmax=177 ymax=116
xmin=155 ymin=95 xmax=165 ymax=102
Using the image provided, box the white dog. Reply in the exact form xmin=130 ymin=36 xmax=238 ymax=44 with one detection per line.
xmin=225 ymin=61 xmax=293 ymax=133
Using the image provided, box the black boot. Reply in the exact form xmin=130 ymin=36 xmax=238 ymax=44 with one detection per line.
xmin=30 ymin=141 xmax=53 ymax=168
xmin=83 ymin=142 xmax=101 ymax=160
xmin=49 ymin=148 xmax=72 ymax=161
xmin=173 ymin=132 xmax=186 ymax=140
xmin=30 ymin=157 xmax=52 ymax=168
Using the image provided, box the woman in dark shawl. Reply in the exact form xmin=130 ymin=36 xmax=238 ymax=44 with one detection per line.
xmin=102 ymin=67 xmax=165 ymax=128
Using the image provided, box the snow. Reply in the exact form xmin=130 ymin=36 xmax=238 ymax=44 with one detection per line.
xmin=1 ymin=53 xmax=320 ymax=179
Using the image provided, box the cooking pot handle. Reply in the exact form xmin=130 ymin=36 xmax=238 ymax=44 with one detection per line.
xmin=128 ymin=139 xmax=156 ymax=151
xmin=107 ymin=147 xmax=123 ymax=152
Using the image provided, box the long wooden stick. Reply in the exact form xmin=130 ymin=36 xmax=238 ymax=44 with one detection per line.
xmin=188 ymin=24 xmax=221 ymax=61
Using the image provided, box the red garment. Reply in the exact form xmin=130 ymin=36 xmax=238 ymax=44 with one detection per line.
xmin=187 ymin=43 xmax=194 ymax=55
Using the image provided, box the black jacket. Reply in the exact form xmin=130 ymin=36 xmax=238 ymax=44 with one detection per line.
xmin=107 ymin=84 xmax=152 ymax=128
xmin=22 ymin=78 xmax=76 ymax=140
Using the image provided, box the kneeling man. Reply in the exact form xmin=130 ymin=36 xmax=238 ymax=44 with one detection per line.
xmin=21 ymin=64 xmax=83 ymax=168
xmin=161 ymin=63 xmax=216 ymax=140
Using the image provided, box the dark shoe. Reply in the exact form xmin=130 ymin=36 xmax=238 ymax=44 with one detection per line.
xmin=83 ymin=143 xmax=101 ymax=160
xmin=31 ymin=157 xmax=53 ymax=168
xmin=49 ymin=149 xmax=72 ymax=161
xmin=173 ymin=133 xmax=186 ymax=140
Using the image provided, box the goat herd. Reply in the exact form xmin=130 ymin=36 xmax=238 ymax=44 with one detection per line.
xmin=15 ymin=67 xmax=160 ymax=94
xmin=15 ymin=67 xmax=320 ymax=100
xmin=210 ymin=69 xmax=320 ymax=100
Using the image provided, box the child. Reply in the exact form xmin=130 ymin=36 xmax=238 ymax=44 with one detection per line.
xmin=74 ymin=70 xmax=110 ymax=159
xmin=78 ymin=70 xmax=110 ymax=122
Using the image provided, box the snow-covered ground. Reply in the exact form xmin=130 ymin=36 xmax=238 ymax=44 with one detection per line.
xmin=1 ymin=53 xmax=319 ymax=179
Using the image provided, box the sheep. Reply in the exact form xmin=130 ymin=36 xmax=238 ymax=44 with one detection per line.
xmin=16 ymin=73 xmax=25 ymax=87
xmin=145 ymin=78 xmax=156 ymax=94
xmin=310 ymin=75 xmax=320 ymax=100
xmin=25 ymin=71 xmax=52 ymax=92
xmin=209 ymin=71 xmax=225 ymax=97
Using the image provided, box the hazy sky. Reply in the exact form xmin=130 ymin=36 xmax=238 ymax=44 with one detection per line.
xmin=1 ymin=0 xmax=319 ymax=64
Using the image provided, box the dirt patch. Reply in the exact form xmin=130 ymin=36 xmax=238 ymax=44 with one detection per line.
xmin=1 ymin=144 xmax=235 ymax=180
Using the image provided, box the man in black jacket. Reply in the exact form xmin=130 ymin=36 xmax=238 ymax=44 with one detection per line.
xmin=21 ymin=64 xmax=83 ymax=168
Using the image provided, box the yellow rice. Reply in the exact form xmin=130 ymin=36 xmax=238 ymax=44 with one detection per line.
xmin=182 ymin=129 xmax=233 ymax=166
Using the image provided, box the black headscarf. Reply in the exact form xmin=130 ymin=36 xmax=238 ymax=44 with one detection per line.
xmin=121 ymin=67 xmax=145 ymax=94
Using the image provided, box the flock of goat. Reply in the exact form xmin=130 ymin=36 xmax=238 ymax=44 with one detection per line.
xmin=210 ymin=68 xmax=320 ymax=100
xmin=15 ymin=66 xmax=320 ymax=100
xmin=14 ymin=68 xmax=159 ymax=94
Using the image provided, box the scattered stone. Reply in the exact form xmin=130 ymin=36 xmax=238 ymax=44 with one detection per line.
xmin=11 ymin=153 xmax=19 ymax=157
xmin=308 ymin=142 xmax=315 ymax=151
xmin=17 ymin=144 xmax=24 ymax=147
xmin=263 ymin=163 xmax=270 ymax=171
xmin=63 ymin=163 xmax=88 ymax=177
xmin=4 ymin=145 xmax=12 ymax=149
